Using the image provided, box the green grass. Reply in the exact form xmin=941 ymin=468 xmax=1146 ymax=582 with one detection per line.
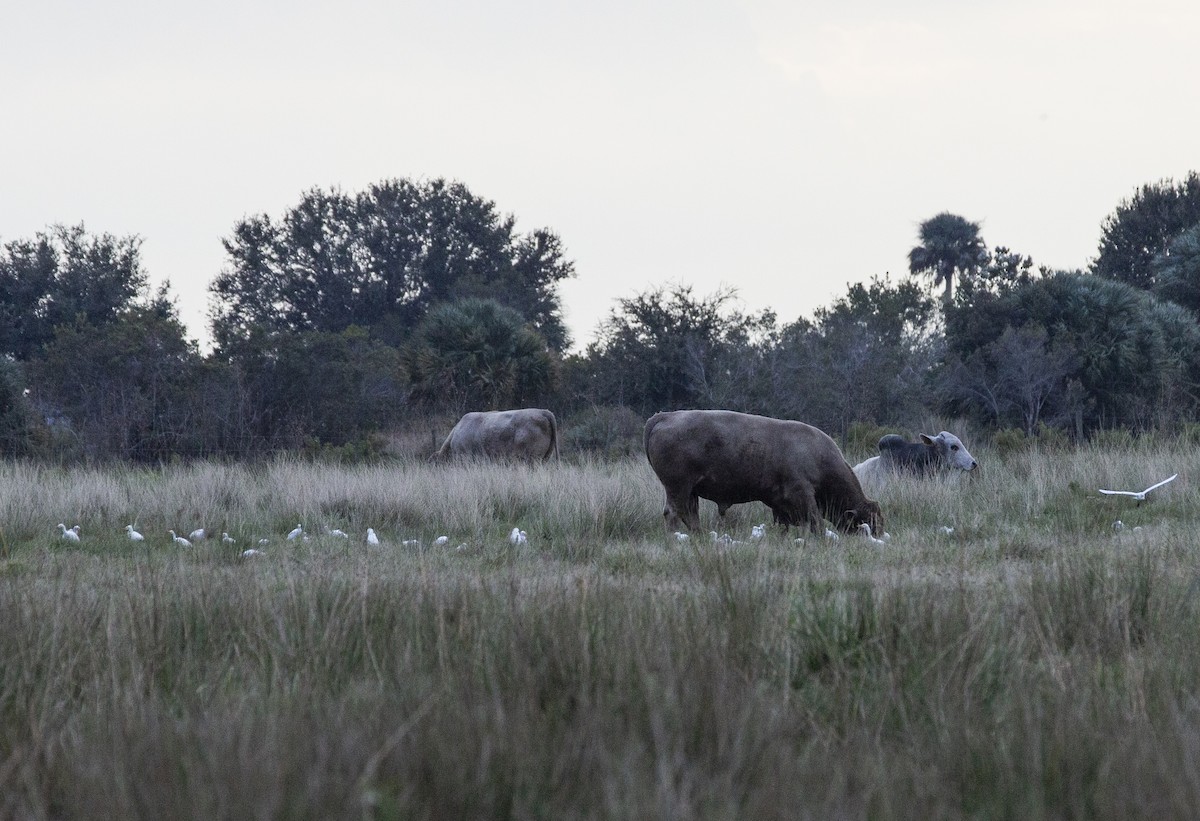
xmin=2 ymin=446 xmax=1200 ymax=818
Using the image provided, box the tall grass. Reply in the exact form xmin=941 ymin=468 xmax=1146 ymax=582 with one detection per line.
xmin=2 ymin=444 xmax=1200 ymax=818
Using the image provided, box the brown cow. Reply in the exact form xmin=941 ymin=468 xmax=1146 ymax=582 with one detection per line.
xmin=435 ymin=409 xmax=559 ymax=461
xmin=644 ymin=410 xmax=882 ymax=536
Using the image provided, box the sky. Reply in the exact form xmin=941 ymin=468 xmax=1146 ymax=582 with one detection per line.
xmin=2 ymin=0 xmax=1198 ymax=353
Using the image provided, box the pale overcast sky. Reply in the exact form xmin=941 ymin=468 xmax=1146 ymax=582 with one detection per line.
xmin=2 ymin=0 xmax=1197 ymax=352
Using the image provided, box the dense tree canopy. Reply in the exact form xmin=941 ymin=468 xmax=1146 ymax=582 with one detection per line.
xmin=30 ymin=306 xmax=204 ymax=460
xmin=1152 ymin=225 xmax=1200 ymax=317
xmin=223 ymin=326 xmax=409 ymax=450
xmin=1091 ymin=172 xmax=1200 ymax=290
xmin=945 ymin=271 xmax=1200 ymax=430
xmin=576 ymin=285 xmax=774 ymax=416
xmin=0 ymin=224 xmax=162 ymax=361
xmin=210 ymin=179 xmax=576 ymax=353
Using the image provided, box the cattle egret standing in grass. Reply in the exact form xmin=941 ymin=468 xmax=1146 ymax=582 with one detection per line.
xmin=126 ymin=525 xmax=144 ymax=542
xmin=750 ymin=523 xmax=766 ymax=541
xmin=168 ymin=530 xmax=191 ymax=547
xmin=674 ymin=531 xmax=689 ymax=542
xmin=434 ymin=535 xmax=449 ymax=545
xmin=241 ymin=548 xmax=264 ymax=558
xmin=858 ymin=523 xmax=886 ymax=544
xmin=367 ymin=528 xmax=380 ymax=546
xmin=1098 ymin=474 xmax=1178 ymax=502
xmin=58 ymin=523 xmax=80 ymax=542
xmin=222 ymin=532 xmax=235 ymax=544
xmin=509 ymin=527 xmax=527 ymax=545
xmin=189 ymin=528 xmax=206 ymax=541
xmin=286 ymin=524 xmax=304 ymax=541
xmin=328 ymin=528 xmax=348 ymax=539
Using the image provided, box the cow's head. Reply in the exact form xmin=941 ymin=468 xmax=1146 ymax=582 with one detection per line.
xmin=920 ymin=431 xmax=978 ymax=472
xmin=841 ymin=500 xmax=883 ymax=536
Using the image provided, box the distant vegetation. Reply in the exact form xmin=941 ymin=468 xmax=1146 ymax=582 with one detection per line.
xmin=3 ymin=443 xmax=1200 ymax=817
xmin=2 ymin=171 xmax=1200 ymax=461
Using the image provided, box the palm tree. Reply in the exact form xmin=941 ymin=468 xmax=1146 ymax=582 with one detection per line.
xmin=908 ymin=213 xmax=987 ymax=305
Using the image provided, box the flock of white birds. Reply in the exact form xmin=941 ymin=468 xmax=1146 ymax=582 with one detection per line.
xmin=49 ymin=474 xmax=1179 ymax=558
xmin=55 ymin=521 xmax=471 ymax=557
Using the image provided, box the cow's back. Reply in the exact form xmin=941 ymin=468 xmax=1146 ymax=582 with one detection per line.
xmin=439 ymin=409 xmax=557 ymax=461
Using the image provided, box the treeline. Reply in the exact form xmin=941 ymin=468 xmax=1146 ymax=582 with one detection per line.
xmin=2 ymin=173 xmax=1200 ymax=461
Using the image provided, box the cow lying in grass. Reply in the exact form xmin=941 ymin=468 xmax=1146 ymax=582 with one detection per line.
xmin=853 ymin=431 xmax=978 ymax=485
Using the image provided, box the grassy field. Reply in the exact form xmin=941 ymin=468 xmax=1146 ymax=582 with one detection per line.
xmin=2 ymin=444 xmax=1200 ymax=819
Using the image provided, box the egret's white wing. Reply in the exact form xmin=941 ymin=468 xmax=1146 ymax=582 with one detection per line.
xmin=1098 ymin=488 xmax=1141 ymax=496
xmin=1142 ymin=474 xmax=1178 ymax=494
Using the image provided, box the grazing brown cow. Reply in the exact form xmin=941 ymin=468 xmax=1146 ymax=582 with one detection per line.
xmin=435 ymin=409 xmax=559 ymax=461
xmin=644 ymin=410 xmax=882 ymax=536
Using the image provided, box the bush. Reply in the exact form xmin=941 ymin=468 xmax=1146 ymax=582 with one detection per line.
xmin=562 ymin=405 xmax=645 ymax=458
xmin=1089 ymin=428 xmax=1137 ymax=449
xmin=992 ymin=428 xmax=1028 ymax=456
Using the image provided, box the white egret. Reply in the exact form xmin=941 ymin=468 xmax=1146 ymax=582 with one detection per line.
xmin=1099 ymin=474 xmax=1178 ymax=501
xmin=328 ymin=528 xmax=348 ymax=539
xmin=434 ymin=535 xmax=449 ymax=545
xmin=367 ymin=528 xmax=380 ymax=546
xmin=222 ymin=532 xmax=236 ymax=544
xmin=168 ymin=530 xmax=191 ymax=547
xmin=286 ymin=524 xmax=304 ymax=541
xmin=509 ymin=527 xmax=527 ymax=545
xmin=241 ymin=548 xmax=264 ymax=558
xmin=58 ymin=523 xmax=80 ymax=542
xmin=126 ymin=525 xmax=144 ymax=542
xmin=674 ymin=531 xmax=690 ymax=542
xmin=188 ymin=528 xmax=206 ymax=541
xmin=750 ymin=523 xmax=766 ymax=541
xmin=858 ymin=523 xmax=886 ymax=544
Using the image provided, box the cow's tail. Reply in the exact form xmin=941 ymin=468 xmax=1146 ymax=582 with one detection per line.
xmin=547 ymin=411 xmax=560 ymax=461
xmin=643 ymin=412 xmax=664 ymax=458
xmin=432 ymin=430 xmax=454 ymax=461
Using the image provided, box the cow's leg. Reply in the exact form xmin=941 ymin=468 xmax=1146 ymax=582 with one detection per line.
xmin=797 ymin=486 xmax=823 ymax=534
xmin=685 ymin=493 xmax=701 ymax=531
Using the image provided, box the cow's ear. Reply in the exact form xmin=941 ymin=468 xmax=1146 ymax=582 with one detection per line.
xmin=840 ymin=510 xmax=857 ymax=527
xmin=920 ymin=433 xmax=936 ymax=446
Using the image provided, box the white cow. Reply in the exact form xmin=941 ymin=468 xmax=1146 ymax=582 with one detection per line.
xmin=854 ymin=431 xmax=978 ymax=486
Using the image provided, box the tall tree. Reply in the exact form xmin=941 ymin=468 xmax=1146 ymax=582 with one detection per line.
xmin=210 ymin=178 xmax=576 ymax=353
xmin=1092 ymin=171 xmax=1200 ymax=290
xmin=0 ymin=224 xmax=158 ymax=361
xmin=908 ymin=213 xmax=987 ymax=305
